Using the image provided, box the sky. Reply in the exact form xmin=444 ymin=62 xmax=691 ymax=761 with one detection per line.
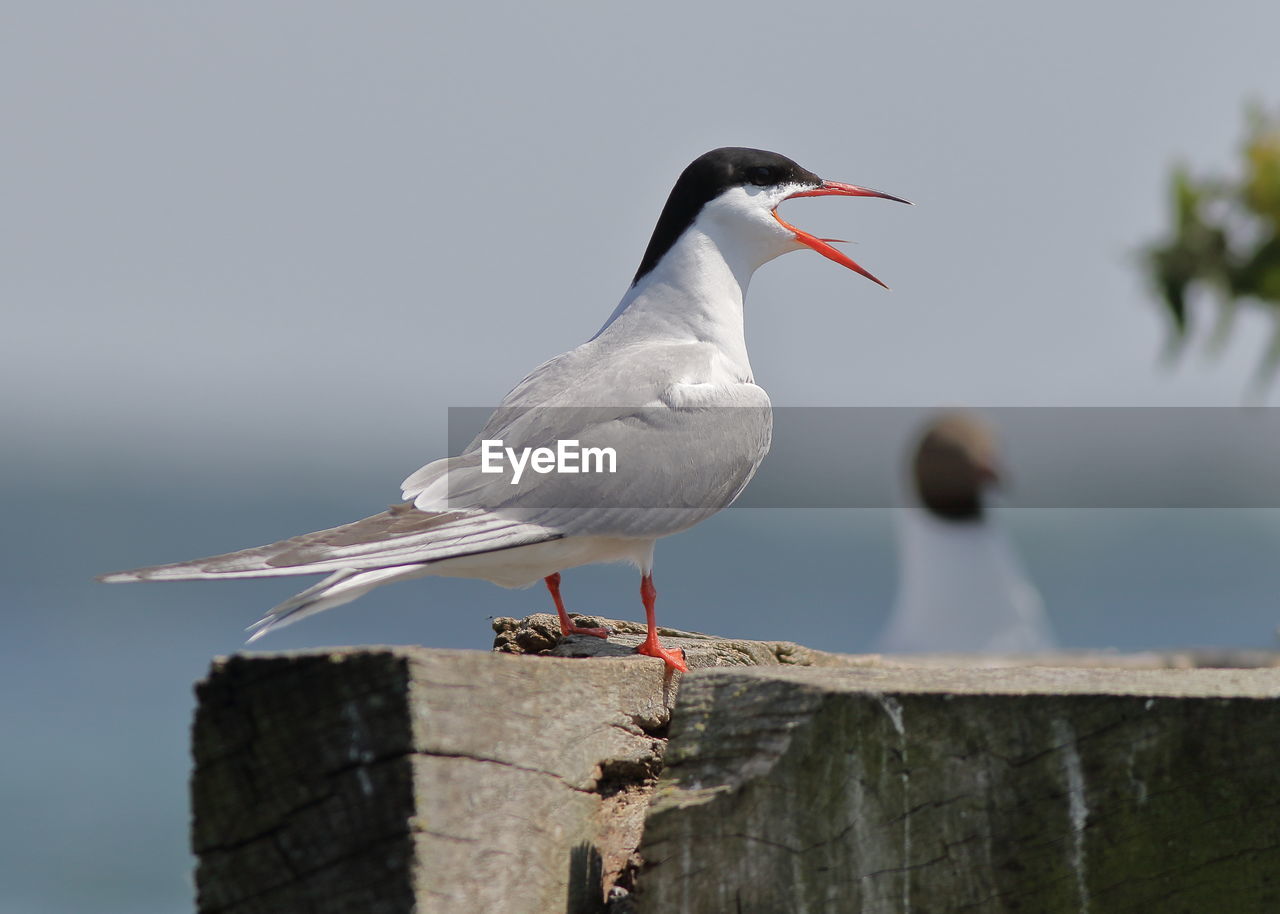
xmin=5 ymin=2 xmax=1280 ymax=475
xmin=3 ymin=2 xmax=1280 ymax=912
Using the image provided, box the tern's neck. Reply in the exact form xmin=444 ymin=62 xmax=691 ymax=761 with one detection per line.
xmin=594 ymin=225 xmax=758 ymax=371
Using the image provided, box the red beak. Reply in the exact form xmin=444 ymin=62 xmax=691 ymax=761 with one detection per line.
xmin=773 ymin=181 xmax=911 ymax=289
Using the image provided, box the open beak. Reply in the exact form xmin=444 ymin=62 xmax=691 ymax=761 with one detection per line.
xmin=773 ymin=181 xmax=911 ymax=289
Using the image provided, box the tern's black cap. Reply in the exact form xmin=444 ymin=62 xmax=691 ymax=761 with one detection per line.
xmin=632 ymin=148 xmax=821 ymax=285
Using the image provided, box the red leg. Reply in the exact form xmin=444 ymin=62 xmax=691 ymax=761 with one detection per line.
xmin=634 ymin=573 xmax=688 ymax=673
xmin=544 ymin=573 xmax=609 ymax=639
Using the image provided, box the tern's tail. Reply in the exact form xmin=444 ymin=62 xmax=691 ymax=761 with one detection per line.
xmin=98 ymin=503 xmax=558 ymax=582
xmin=99 ymin=502 xmax=561 ymax=636
xmin=244 ymin=566 xmax=436 ymax=640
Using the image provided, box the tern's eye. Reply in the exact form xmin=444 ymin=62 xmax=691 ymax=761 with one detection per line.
xmin=746 ymin=166 xmax=775 ymax=187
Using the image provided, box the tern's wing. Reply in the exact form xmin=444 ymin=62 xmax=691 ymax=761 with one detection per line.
xmin=403 ymin=356 xmax=774 ymax=539
xmin=104 ymin=340 xmax=769 ymax=580
xmin=97 ymin=504 xmax=560 ymax=582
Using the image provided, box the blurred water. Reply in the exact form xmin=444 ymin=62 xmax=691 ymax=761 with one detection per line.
xmin=3 ymin=469 xmax=1280 ymax=913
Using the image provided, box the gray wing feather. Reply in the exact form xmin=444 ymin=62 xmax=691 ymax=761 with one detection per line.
xmin=403 ymin=339 xmax=774 ymax=539
xmin=98 ymin=504 xmax=560 ymax=582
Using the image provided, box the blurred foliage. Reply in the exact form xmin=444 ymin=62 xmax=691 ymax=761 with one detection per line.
xmin=1145 ymin=106 xmax=1280 ymax=386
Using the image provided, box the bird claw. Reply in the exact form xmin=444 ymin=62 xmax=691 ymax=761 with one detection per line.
xmin=561 ymin=619 xmax=611 ymax=640
xmin=636 ymin=639 xmax=688 ymax=673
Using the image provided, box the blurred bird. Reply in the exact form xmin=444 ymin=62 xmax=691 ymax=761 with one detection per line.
xmin=101 ymin=147 xmax=909 ymax=673
xmin=875 ymin=412 xmax=1055 ymax=653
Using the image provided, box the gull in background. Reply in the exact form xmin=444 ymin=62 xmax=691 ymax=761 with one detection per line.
xmin=875 ymin=412 xmax=1056 ymax=654
xmin=102 ymin=147 xmax=909 ymax=672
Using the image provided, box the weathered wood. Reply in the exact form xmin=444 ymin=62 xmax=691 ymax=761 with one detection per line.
xmin=492 ymin=612 xmax=871 ymax=669
xmin=634 ymin=665 xmax=1280 ymax=913
xmin=192 ymin=647 xmax=664 ymax=913
xmin=191 ymin=618 xmax=845 ymax=913
xmin=190 ymin=617 xmax=1280 ymax=913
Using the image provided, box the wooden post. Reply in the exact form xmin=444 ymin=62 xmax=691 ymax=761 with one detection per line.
xmin=635 ymin=665 xmax=1280 ymax=912
xmin=191 ymin=647 xmax=667 ymax=913
xmin=190 ymin=618 xmax=839 ymax=913
xmin=190 ymin=617 xmax=1280 ymax=912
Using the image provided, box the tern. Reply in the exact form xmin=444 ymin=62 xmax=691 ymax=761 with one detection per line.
xmin=102 ymin=147 xmax=909 ymax=672
xmin=875 ymin=413 xmax=1055 ymax=654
